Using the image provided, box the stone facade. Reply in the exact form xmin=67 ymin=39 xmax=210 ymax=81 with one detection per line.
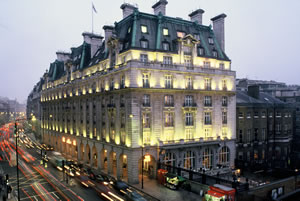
xmin=39 ymin=1 xmax=236 ymax=184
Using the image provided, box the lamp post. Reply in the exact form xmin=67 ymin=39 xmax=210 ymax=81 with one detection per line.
xmin=14 ymin=122 xmax=20 ymax=201
xmin=140 ymin=99 xmax=144 ymax=189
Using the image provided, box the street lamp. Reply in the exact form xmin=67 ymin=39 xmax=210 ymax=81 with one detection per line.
xmin=140 ymin=99 xmax=144 ymax=189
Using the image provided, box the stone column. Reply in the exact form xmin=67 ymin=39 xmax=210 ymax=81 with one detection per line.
xmin=127 ymin=152 xmax=139 ymax=184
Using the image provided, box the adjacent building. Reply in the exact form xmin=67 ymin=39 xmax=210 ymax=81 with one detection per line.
xmin=39 ymin=0 xmax=236 ymax=184
xmin=236 ymin=86 xmax=293 ymax=171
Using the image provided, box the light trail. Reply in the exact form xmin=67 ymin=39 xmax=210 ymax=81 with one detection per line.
xmin=22 ymin=188 xmax=34 ymax=201
xmin=31 ymin=183 xmax=46 ymax=201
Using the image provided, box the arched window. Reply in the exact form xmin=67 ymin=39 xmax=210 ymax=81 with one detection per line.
xmin=184 ymin=151 xmax=195 ymax=169
xmin=163 ymin=152 xmax=176 ymax=167
xmin=219 ymin=146 xmax=230 ymax=165
xmin=203 ymin=148 xmax=213 ymax=169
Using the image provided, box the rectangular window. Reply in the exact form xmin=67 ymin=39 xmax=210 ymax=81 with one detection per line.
xmin=205 ymin=78 xmax=211 ymax=90
xmin=222 ymin=96 xmax=228 ymax=107
xmin=212 ymin=50 xmax=218 ymax=57
xmin=204 ymin=96 xmax=212 ymax=107
xmin=254 ymin=112 xmax=259 ymax=118
xmin=247 ymin=129 xmax=251 ymax=143
xmin=239 ymin=112 xmax=244 ymax=119
xmin=163 ymin=28 xmax=169 ymax=36
xmin=177 ymin=31 xmax=185 ymax=38
xmin=204 ymin=61 xmax=211 ymax=68
xmin=142 ymin=73 xmax=150 ymax=88
xmin=205 ymin=128 xmax=211 ymax=139
xmin=254 ymin=128 xmax=258 ymax=141
xmin=204 ymin=112 xmax=212 ymax=125
xmin=163 ymin=56 xmax=173 ymax=65
xmin=276 ymin=111 xmax=281 ymax=118
xmin=140 ymin=54 xmax=148 ymax=63
xmin=183 ymin=46 xmax=192 ymax=55
xmin=219 ymin=63 xmax=225 ymax=69
xmin=143 ymin=113 xmax=150 ymax=128
xmin=165 ymin=75 xmax=173 ymax=89
xmin=261 ymin=111 xmax=266 ymax=118
xmin=141 ymin=40 xmax=148 ymax=48
xmin=184 ymin=58 xmax=192 ymax=68
xmin=208 ymin=37 xmax=214 ymax=44
xmin=269 ymin=112 xmax=273 ymax=118
xmin=184 ymin=95 xmax=194 ymax=106
xmin=222 ymin=79 xmax=227 ymax=90
xmin=141 ymin=25 xmax=148 ymax=33
xmin=120 ymin=95 xmax=125 ymax=107
xmin=164 ymin=113 xmax=174 ymax=127
xmin=194 ymin=34 xmax=200 ymax=40
xmin=276 ymin=124 xmax=281 ymax=133
xmin=143 ymin=94 xmax=150 ymax=107
xmin=110 ymin=78 xmax=114 ymax=90
xmin=164 ymin=95 xmax=174 ymax=107
xmin=120 ymin=75 xmax=125 ymax=89
xmin=186 ymin=77 xmax=193 ymax=89
xmin=262 ymin=128 xmax=266 ymax=141
xmin=198 ymin=47 xmax=204 ymax=56
xmin=185 ymin=113 xmax=193 ymax=126
xmin=186 ymin=128 xmax=193 ymax=140
xmin=162 ymin=42 xmax=170 ymax=51
xmin=247 ymin=112 xmax=251 ymax=119
xmin=222 ymin=111 xmax=227 ymax=124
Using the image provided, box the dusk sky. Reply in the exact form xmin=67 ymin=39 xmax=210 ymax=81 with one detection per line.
xmin=0 ymin=0 xmax=299 ymax=103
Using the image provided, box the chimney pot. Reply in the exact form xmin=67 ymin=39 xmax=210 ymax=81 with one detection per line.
xmin=152 ymin=0 xmax=168 ymax=16
xmin=56 ymin=51 xmax=71 ymax=62
xmin=82 ymin=32 xmax=103 ymax=57
xmin=189 ymin=9 xmax=205 ymax=25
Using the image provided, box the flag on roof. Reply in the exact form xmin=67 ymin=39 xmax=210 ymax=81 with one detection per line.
xmin=92 ymin=2 xmax=97 ymax=13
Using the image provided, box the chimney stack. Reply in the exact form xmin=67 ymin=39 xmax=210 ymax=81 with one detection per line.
xmin=211 ymin=13 xmax=226 ymax=52
xmin=103 ymin=25 xmax=114 ymax=48
xmin=152 ymin=0 xmax=168 ymax=16
xmin=189 ymin=9 xmax=205 ymax=25
xmin=82 ymin=32 xmax=103 ymax=57
xmin=247 ymin=85 xmax=260 ymax=99
xmin=120 ymin=3 xmax=137 ymax=19
xmin=56 ymin=51 xmax=71 ymax=62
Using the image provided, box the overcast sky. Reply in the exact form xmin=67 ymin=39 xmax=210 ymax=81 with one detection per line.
xmin=1 ymin=0 xmax=300 ymax=103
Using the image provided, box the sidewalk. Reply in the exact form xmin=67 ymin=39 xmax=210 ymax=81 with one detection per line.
xmin=132 ymin=175 xmax=203 ymax=201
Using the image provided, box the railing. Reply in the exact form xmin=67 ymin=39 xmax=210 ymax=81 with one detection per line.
xmin=159 ymin=136 xmax=225 ymax=146
xmin=183 ymin=103 xmax=197 ymax=107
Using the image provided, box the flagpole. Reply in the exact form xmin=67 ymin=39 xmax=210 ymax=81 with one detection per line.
xmin=92 ymin=3 xmax=94 ymax=33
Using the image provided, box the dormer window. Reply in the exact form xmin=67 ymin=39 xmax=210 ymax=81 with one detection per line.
xmin=208 ymin=37 xmax=214 ymax=45
xmin=212 ymin=50 xmax=218 ymax=57
xmin=177 ymin=31 xmax=185 ymax=38
xmin=140 ymin=40 xmax=148 ymax=49
xmin=141 ymin=25 xmax=148 ymax=34
xmin=128 ymin=27 xmax=131 ymax=33
xmin=125 ymin=42 xmax=129 ymax=49
xmin=162 ymin=42 xmax=170 ymax=51
xmin=183 ymin=46 xmax=192 ymax=55
xmin=194 ymin=34 xmax=200 ymax=40
xmin=163 ymin=28 xmax=169 ymax=36
xmin=198 ymin=47 xmax=204 ymax=56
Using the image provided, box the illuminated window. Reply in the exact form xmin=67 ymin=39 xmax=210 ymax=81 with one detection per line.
xmin=177 ymin=31 xmax=185 ymax=38
xmin=185 ymin=128 xmax=193 ymax=140
xmin=140 ymin=54 xmax=148 ymax=63
xmin=204 ymin=78 xmax=211 ymax=90
xmin=185 ymin=112 xmax=193 ymax=126
xmin=222 ymin=128 xmax=227 ymax=138
xmin=164 ymin=153 xmax=176 ymax=166
xmin=219 ymin=146 xmax=230 ymax=165
xmin=219 ymin=63 xmax=225 ymax=69
xmin=164 ymin=95 xmax=174 ymax=107
xmin=121 ymin=131 xmax=126 ymax=144
xmin=186 ymin=76 xmax=193 ymax=89
xmin=184 ymin=151 xmax=195 ymax=169
xmin=162 ymin=42 xmax=170 ymax=51
xmin=143 ymin=94 xmax=150 ymax=107
xmin=204 ymin=96 xmax=212 ymax=107
xmin=205 ymin=128 xmax=211 ymax=138
xmin=165 ymin=75 xmax=173 ymax=89
xmin=142 ymin=73 xmax=150 ymax=88
xmin=222 ymin=111 xmax=227 ymax=124
xmin=143 ymin=132 xmax=151 ymax=145
xmin=141 ymin=25 xmax=148 ymax=33
xmin=163 ymin=28 xmax=169 ymax=36
xmin=164 ymin=112 xmax=174 ymax=127
xmin=208 ymin=37 xmax=214 ymax=44
xmin=204 ymin=112 xmax=212 ymax=125
xmin=222 ymin=79 xmax=227 ymax=90
xmin=202 ymin=148 xmax=213 ymax=169
xmin=143 ymin=113 xmax=151 ymax=128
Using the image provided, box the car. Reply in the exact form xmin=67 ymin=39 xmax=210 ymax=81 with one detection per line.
xmin=75 ymin=175 xmax=95 ymax=188
xmin=125 ymin=191 xmax=147 ymax=201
